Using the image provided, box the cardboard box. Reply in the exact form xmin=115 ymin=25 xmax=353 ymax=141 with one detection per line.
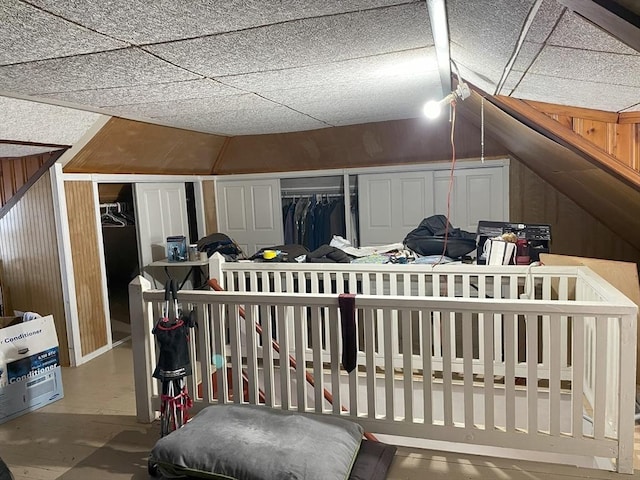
xmin=0 ymin=315 xmax=64 ymax=424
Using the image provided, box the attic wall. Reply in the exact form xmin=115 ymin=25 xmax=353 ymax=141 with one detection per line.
xmin=526 ymin=100 xmax=640 ymax=173
xmin=63 ymin=117 xmax=226 ymax=174
xmin=65 ymin=180 xmax=108 ymax=357
xmin=0 ymin=171 xmax=69 ymax=366
xmin=510 ymin=159 xmax=640 ymax=266
xmin=0 ymin=151 xmax=55 ymax=208
xmin=214 ymin=116 xmax=507 ymax=174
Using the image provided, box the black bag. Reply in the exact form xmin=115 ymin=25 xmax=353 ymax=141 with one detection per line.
xmin=152 ymin=280 xmax=195 ymax=381
xmin=404 ymin=215 xmax=476 ymax=258
xmin=197 ymin=233 xmax=243 ymax=260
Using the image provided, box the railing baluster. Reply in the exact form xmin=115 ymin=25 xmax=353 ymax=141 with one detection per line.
xmin=593 ymin=316 xmax=606 ymax=440
xmin=462 ymin=309 xmax=473 ymax=429
xmin=276 ymin=304 xmax=291 ymax=410
xmin=262 ymin=304 xmax=275 ymax=407
xmin=526 ymin=313 xmax=538 ymax=435
xmin=311 ymin=304 xmax=324 ymax=412
xmin=365 ymin=307 xmax=377 ymax=419
xmin=483 ymin=309 xmax=495 ymax=431
xmin=422 ymin=308 xmax=433 ymax=426
xmin=402 ymin=308 xmax=414 ymax=423
xmin=442 ymin=310 xmax=453 ymax=426
xmin=549 ymin=313 xmax=561 ymax=436
xmin=505 ymin=312 xmax=515 ymax=432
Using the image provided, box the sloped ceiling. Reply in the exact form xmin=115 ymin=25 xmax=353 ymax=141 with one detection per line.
xmin=0 ymin=0 xmax=638 ymax=160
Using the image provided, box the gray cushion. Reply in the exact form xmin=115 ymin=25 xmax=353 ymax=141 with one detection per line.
xmin=152 ymin=404 xmax=364 ymax=480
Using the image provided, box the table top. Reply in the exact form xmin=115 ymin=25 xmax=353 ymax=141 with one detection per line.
xmin=149 ymin=258 xmax=209 ymax=267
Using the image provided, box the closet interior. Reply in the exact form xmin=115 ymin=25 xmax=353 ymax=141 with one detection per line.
xmin=280 ymin=175 xmax=359 ymax=250
xmin=98 ymin=183 xmax=140 ymax=345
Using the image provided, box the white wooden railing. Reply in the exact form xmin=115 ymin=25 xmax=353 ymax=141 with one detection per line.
xmin=130 ymin=259 xmax=637 ymax=473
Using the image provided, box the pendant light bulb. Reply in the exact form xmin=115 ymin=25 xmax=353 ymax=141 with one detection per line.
xmin=423 ymin=99 xmax=443 ymax=119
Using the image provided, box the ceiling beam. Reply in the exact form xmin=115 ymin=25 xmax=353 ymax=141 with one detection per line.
xmin=556 ymin=0 xmax=640 ymax=52
xmin=0 ymin=139 xmax=70 ymax=149
xmin=426 ymin=0 xmax=451 ymax=96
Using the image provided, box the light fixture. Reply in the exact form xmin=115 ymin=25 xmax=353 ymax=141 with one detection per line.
xmin=423 ymin=81 xmax=471 ymax=119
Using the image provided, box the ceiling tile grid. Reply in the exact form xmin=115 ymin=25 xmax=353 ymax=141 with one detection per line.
xmin=0 ymin=0 xmax=126 ymax=66
xmin=39 ymin=79 xmax=243 ymax=108
xmin=511 ymin=73 xmax=640 ymax=112
xmin=527 ymin=46 xmax=640 ymax=89
xmin=146 ymin=3 xmax=432 ymax=78
xmin=220 ymin=48 xmax=437 ymax=96
xmin=0 ymin=48 xmax=201 ymax=95
xmin=447 ymin=0 xmax=537 ymax=94
xmin=26 ymin=0 xmax=414 ymax=45
xmin=548 ymin=9 xmax=638 ymax=55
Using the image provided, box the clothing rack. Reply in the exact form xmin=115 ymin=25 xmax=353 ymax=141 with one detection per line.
xmin=281 ymin=192 xmax=344 ymax=199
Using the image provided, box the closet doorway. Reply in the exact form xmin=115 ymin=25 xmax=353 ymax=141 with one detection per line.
xmin=98 ymin=183 xmax=140 ymax=345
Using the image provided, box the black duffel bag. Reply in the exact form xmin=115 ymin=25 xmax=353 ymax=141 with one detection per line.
xmin=404 ymin=215 xmax=476 ymax=258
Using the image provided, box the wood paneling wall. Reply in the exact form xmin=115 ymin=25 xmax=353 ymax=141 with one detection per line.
xmin=64 ymin=181 xmax=108 ymax=356
xmin=215 ymin=116 xmax=508 ymax=174
xmin=0 ymin=152 xmax=55 ymax=207
xmin=510 ymin=159 xmax=640 ymax=266
xmin=202 ymin=180 xmax=217 ymax=234
xmin=0 ymin=171 xmax=69 ymax=365
xmin=526 ymin=100 xmax=640 ymax=173
xmin=63 ymin=117 xmax=226 ymax=174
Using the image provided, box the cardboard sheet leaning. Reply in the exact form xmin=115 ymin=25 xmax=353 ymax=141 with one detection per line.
xmin=0 ymin=315 xmax=64 ymax=424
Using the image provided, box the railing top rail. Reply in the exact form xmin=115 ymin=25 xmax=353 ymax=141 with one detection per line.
xmin=218 ymin=261 xmax=581 ymax=277
xmin=141 ymin=289 xmax=638 ymax=317
xmin=576 ymin=266 xmax=638 ymax=308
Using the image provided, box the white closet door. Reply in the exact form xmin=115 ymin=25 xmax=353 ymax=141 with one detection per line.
xmin=135 ymin=182 xmax=189 ymax=270
xmin=216 ymin=178 xmax=283 ymax=256
xmin=359 ymin=171 xmax=434 ymax=246
xmin=433 ymin=166 xmax=507 ymax=233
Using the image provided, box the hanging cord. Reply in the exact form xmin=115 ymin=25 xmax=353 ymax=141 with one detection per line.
xmin=435 ymin=100 xmax=457 ymax=266
xmin=481 ymin=96 xmax=485 ymax=163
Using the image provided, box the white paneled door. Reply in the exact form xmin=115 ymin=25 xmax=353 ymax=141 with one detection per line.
xmin=359 ymin=163 xmax=509 ymax=246
xmin=135 ymin=182 xmax=189 ymax=272
xmin=358 ymin=171 xmax=435 ymax=246
xmin=216 ymin=178 xmax=283 ymax=257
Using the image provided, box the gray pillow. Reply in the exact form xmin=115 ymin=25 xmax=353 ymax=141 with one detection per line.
xmin=151 ymin=404 xmax=364 ymax=480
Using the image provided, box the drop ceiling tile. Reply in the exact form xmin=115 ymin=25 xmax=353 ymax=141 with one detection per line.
xmin=0 ymin=0 xmax=126 ymax=66
xmin=520 ymin=0 xmax=564 ymax=44
xmin=39 ymin=79 xmax=242 ymax=108
xmin=447 ymin=0 xmax=536 ymax=92
xmin=548 ymin=10 xmax=638 ymax=55
xmin=110 ymin=93 xmax=284 ymax=121
xmin=530 ymin=45 xmax=640 ymax=88
xmin=28 ymin=0 xmax=411 ymax=45
xmin=146 ymin=3 xmax=432 ymax=77
xmin=513 ymin=73 xmax=640 ymax=112
xmin=0 ymin=49 xmax=200 ymax=95
xmin=220 ymin=48 xmax=437 ymax=94
xmin=0 ymin=96 xmax=105 ymax=145
xmin=260 ymin=73 xmax=441 ymax=125
xmin=0 ymin=144 xmax=62 ymax=158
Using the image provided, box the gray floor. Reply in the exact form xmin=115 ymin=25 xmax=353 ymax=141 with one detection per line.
xmin=1 ymin=341 xmax=639 ymax=480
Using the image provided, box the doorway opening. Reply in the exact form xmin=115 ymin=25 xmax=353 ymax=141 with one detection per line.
xmin=98 ymin=183 xmax=140 ymax=345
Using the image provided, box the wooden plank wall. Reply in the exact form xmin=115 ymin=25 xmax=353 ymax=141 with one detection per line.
xmin=510 ymin=160 xmax=640 ymax=266
xmin=202 ymin=179 xmax=217 ymax=234
xmin=525 ymin=100 xmax=640 ymax=173
xmin=0 ymin=171 xmax=69 ymax=365
xmin=0 ymin=152 xmax=53 ymax=207
xmin=215 ymin=116 xmax=508 ymax=174
xmin=64 ymin=181 xmax=108 ymax=356
xmin=63 ymin=117 xmax=225 ymax=174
